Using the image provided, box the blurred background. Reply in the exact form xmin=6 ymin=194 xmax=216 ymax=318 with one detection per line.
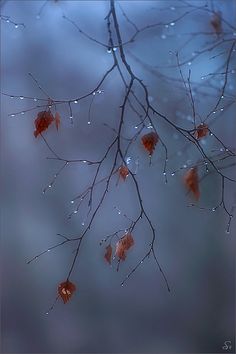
xmin=1 ymin=1 xmax=236 ymax=353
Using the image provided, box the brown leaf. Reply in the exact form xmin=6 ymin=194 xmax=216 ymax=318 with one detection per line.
xmin=211 ymin=12 xmax=222 ymax=35
xmin=194 ymin=123 xmax=209 ymax=140
xmin=118 ymin=165 xmax=129 ymax=181
xmin=55 ymin=112 xmax=61 ymax=131
xmin=141 ymin=132 xmax=159 ymax=155
xmin=34 ymin=110 xmax=54 ymax=137
xmin=115 ymin=233 xmax=134 ymax=261
xmin=58 ymin=280 xmax=76 ymax=304
xmin=184 ymin=167 xmax=200 ymax=201
xmin=104 ymin=245 xmax=112 ymax=264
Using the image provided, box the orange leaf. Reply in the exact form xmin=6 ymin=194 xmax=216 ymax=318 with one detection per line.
xmin=141 ymin=132 xmax=159 ymax=155
xmin=104 ymin=245 xmax=112 ymax=264
xmin=34 ymin=110 xmax=54 ymax=137
xmin=184 ymin=167 xmax=200 ymax=201
xmin=115 ymin=233 xmax=134 ymax=261
xmin=58 ymin=280 xmax=76 ymax=304
xmin=118 ymin=165 xmax=129 ymax=181
xmin=55 ymin=112 xmax=61 ymax=130
xmin=194 ymin=123 xmax=209 ymax=140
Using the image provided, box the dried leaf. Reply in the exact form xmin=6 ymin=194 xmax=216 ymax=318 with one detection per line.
xmin=184 ymin=167 xmax=200 ymax=200
xmin=104 ymin=245 xmax=112 ymax=264
xmin=118 ymin=165 xmax=129 ymax=181
xmin=195 ymin=123 xmax=209 ymax=140
xmin=211 ymin=12 xmax=222 ymax=35
xmin=55 ymin=112 xmax=61 ymax=130
xmin=58 ymin=280 xmax=76 ymax=304
xmin=141 ymin=132 xmax=159 ymax=155
xmin=34 ymin=110 xmax=54 ymax=137
xmin=115 ymin=233 xmax=134 ymax=261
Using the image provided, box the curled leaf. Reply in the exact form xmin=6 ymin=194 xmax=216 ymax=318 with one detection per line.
xmin=34 ymin=110 xmax=54 ymax=137
xmin=58 ymin=280 xmax=76 ymax=304
xmin=194 ymin=123 xmax=209 ymax=140
xmin=118 ymin=165 xmax=129 ymax=181
xmin=184 ymin=167 xmax=200 ymax=200
xmin=55 ymin=112 xmax=61 ymax=130
xmin=115 ymin=233 xmax=134 ymax=261
xmin=141 ymin=132 xmax=159 ymax=155
xmin=104 ymin=245 xmax=112 ymax=264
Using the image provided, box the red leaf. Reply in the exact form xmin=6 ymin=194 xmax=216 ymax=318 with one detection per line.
xmin=55 ymin=112 xmax=61 ymax=131
xmin=58 ymin=280 xmax=76 ymax=304
xmin=118 ymin=165 xmax=129 ymax=181
xmin=34 ymin=110 xmax=54 ymax=137
xmin=195 ymin=123 xmax=209 ymax=140
xmin=141 ymin=132 xmax=159 ymax=155
xmin=184 ymin=167 xmax=200 ymax=201
xmin=115 ymin=233 xmax=134 ymax=261
xmin=104 ymin=245 xmax=112 ymax=264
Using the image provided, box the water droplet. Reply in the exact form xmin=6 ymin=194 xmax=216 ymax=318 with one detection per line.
xmin=73 ymin=210 xmax=78 ymax=214
xmin=21 ymin=111 xmax=25 ymax=115
xmin=15 ymin=24 xmax=19 ymax=28
xmin=19 ymin=96 xmax=24 ymax=100
xmin=36 ymin=15 xmax=40 ymax=20
xmin=171 ymin=172 xmax=175 ymax=176
xmin=161 ymin=34 xmax=166 ymax=39
xmin=225 ymin=229 xmax=230 ymax=234
xmin=121 ymin=283 xmax=124 ymax=287
xmin=47 ymin=249 xmax=50 ymax=252
xmin=70 ymin=200 xmax=74 ymax=204
xmin=10 ymin=96 xmax=14 ymax=99
xmin=221 ymin=95 xmax=224 ymax=98
xmin=87 ymin=121 xmax=91 ymax=125
xmin=188 ymin=62 xmax=192 ymax=66
xmin=45 ymin=312 xmax=49 ymax=315
xmin=48 ymin=185 xmax=52 ymax=188
xmin=165 ymin=24 xmax=169 ymax=28
xmin=134 ymin=126 xmax=138 ymax=129
xmin=33 ymin=98 xmax=37 ymax=102
xmin=163 ymin=172 xmax=166 ymax=176
xmin=170 ymin=22 xmax=175 ymax=26
xmin=113 ymin=47 xmax=117 ymax=51
xmin=74 ymin=100 xmax=78 ymax=104
xmin=126 ymin=157 xmax=131 ymax=164
xmin=107 ymin=48 xmax=112 ymax=54
xmin=170 ymin=6 xmax=175 ymax=10
xmin=10 ymin=114 xmax=15 ymax=117
xmin=212 ymin=207 xmax=216 ymax=212
xmin=213 ymin=111 xmax=216 ymax=114
xmin=220 ymin=108 xmax=224 ymax=111
xmin=81 ymin=222 xmax=85 ymax=226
